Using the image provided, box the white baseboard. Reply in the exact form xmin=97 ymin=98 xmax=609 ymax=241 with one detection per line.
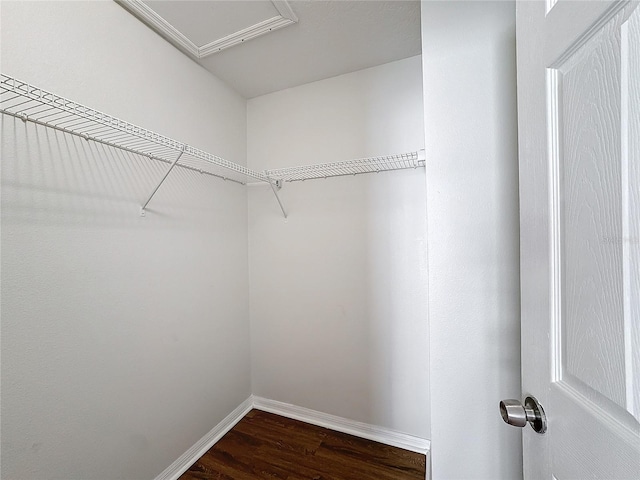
xmin=252 ymin=396 xmax=431 ymax=455
xmin=154 ymin=396 xmax=253 ymax=480
xmin=155 ymin=395 xmax=431 ymax=480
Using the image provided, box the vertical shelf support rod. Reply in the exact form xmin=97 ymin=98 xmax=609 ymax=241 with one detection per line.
xmin=267 ymin=176 xmax=287 ymax=219
xmin=140 ymin=146 xmax=186 ymax=216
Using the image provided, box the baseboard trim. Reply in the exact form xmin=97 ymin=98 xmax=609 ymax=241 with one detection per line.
xmin=252 ymin=396 xmax=431 ymax=455
xmin=154 ymin=396 xmax=253 ymax=480
xmin=155 ymin=395 xmax=431 ymax=480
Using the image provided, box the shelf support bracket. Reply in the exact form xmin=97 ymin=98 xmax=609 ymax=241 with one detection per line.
xmin=140 ymin=146 xmax=186 ymax=216
xmin=266 ymin=175 xmax=287 ymax=219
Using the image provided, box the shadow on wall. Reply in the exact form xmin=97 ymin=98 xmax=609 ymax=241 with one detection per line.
xmin=1 ymin=116 xmax=243 ymax=230
xmin=1 ymin=114 xmax=251 ymax=479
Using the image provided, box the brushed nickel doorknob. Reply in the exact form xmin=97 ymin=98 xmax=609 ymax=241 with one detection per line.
xmin=499 ymin=396 xmax=547 ymax=434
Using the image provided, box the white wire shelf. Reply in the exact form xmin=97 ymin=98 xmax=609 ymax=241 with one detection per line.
xmin=0 ymin=74 xmax=267 ymax=186
xmin=1 ymin=73 xmax=426 ymax=218
xmin=264 ymin=151 xmax=425 ymax=183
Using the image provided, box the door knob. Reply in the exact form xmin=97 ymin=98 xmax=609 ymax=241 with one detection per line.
xmin=499 ymin=396 xmax=547 ymax=434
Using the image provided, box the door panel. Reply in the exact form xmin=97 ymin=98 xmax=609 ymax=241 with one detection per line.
xmin=518 ymin=1 xmax=640 ymax=478
xmin=622 ymin=5 xmax=640 ymax=426
xmin=552 ymin=8 xmax=626 ymax=410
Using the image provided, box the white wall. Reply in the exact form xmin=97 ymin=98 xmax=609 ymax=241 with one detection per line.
xmin=421 ymin=2 xmax=522 ymax=479
xmin=1 ymin=2 xmax=250 ymax=479
xmin=247 ymin=56 xmax=429 ymax=439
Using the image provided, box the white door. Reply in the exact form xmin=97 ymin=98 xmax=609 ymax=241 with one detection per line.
xmin=517 ymin=0 xmax=640 ymax=478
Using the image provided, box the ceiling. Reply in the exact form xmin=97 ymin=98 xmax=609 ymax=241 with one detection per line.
xmin=118 ymin=0 xmax=422 ymax=98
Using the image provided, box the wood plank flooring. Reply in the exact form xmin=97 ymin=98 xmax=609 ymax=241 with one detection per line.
xmin=179 ymin=410 xmax=426 ymax=480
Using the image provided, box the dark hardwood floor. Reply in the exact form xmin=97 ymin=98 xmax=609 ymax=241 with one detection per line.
xmin=180 ymin=410 xmax=426 ymax=480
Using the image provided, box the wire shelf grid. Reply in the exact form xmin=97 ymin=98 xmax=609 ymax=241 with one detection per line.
xmin=1 ymin=74 xmax=426 ymax=217
xmin=0 ymin=74 xmax=267 ymax=185
xmin=264 ymin=151 xmax=425 ymax=183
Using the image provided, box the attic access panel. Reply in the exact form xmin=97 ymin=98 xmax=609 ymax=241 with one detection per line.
xmin=117 ymin=0 xmax=298 ymax=57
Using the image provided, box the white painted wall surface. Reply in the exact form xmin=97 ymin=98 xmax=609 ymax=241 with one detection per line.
xmin=1 ymin=2 xmax=250 ymax=479
xmin=247 ymin=56 xmax=429 ymax=439
xmin=421 ymin=2 xmax=521 ymax=479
